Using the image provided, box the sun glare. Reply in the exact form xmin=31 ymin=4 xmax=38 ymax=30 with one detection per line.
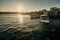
xmin=18 ymin=15 xmax=24 ymax=24
xmin=17 ymin=6 xmax=24 ymax=12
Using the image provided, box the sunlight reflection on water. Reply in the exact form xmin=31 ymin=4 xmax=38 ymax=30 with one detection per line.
xmin=0 ymin=14 xmax=40 ymax=32
xmin=18 ymin=15 xmax=24 ymax=24
xmin=0 ymin=14 xmax=39 ymax=24
xmin=0 ymin=14 xmax=31 ymax=24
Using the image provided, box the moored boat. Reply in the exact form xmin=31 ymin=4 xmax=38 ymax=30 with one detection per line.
xmin=30 ymin=14 xmax=40 ymax=19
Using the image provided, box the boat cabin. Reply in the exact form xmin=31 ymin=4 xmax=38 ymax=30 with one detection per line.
xmin=40 ymin=15 xmax=49 ymax=23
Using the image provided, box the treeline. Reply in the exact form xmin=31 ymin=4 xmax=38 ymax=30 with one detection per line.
xmin=0 ymin=7 xmax=60 ymax=15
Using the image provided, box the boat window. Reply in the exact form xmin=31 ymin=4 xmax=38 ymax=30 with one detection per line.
xmin=41 ymin=16 xmax=49 ymax=20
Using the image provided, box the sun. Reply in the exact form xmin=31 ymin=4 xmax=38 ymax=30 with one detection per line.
xmin=17 ymin=6 xmax=24 ymax=12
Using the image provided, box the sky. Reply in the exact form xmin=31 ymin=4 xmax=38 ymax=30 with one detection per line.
xmin=0 ymin=0 xmax=60 ymax=12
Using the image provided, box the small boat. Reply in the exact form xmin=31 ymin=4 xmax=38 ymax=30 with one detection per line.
xmin=30 ymin=14 xmax=40 ymax=19
xmin=40 ymin=14 xmax=49 ymax=23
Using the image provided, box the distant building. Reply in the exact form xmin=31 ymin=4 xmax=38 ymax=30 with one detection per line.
xmin=58 ymin=8 xmax=60 ymax=11
xmin=50 ymin=7 xmax=57 ymax=11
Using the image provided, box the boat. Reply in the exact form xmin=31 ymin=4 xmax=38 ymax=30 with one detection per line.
xmin=40 ymin=14 xmax=49 ymax=23
xmin=30 ymin=14 xmax=40 ymax=19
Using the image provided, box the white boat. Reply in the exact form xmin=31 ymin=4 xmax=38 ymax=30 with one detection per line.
xmin=40 ymin=14 xmax=49 ymax=23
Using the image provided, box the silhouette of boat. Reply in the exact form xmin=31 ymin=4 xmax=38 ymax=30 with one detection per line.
xmin=30 ymin=14 xmax=40 ymax=19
